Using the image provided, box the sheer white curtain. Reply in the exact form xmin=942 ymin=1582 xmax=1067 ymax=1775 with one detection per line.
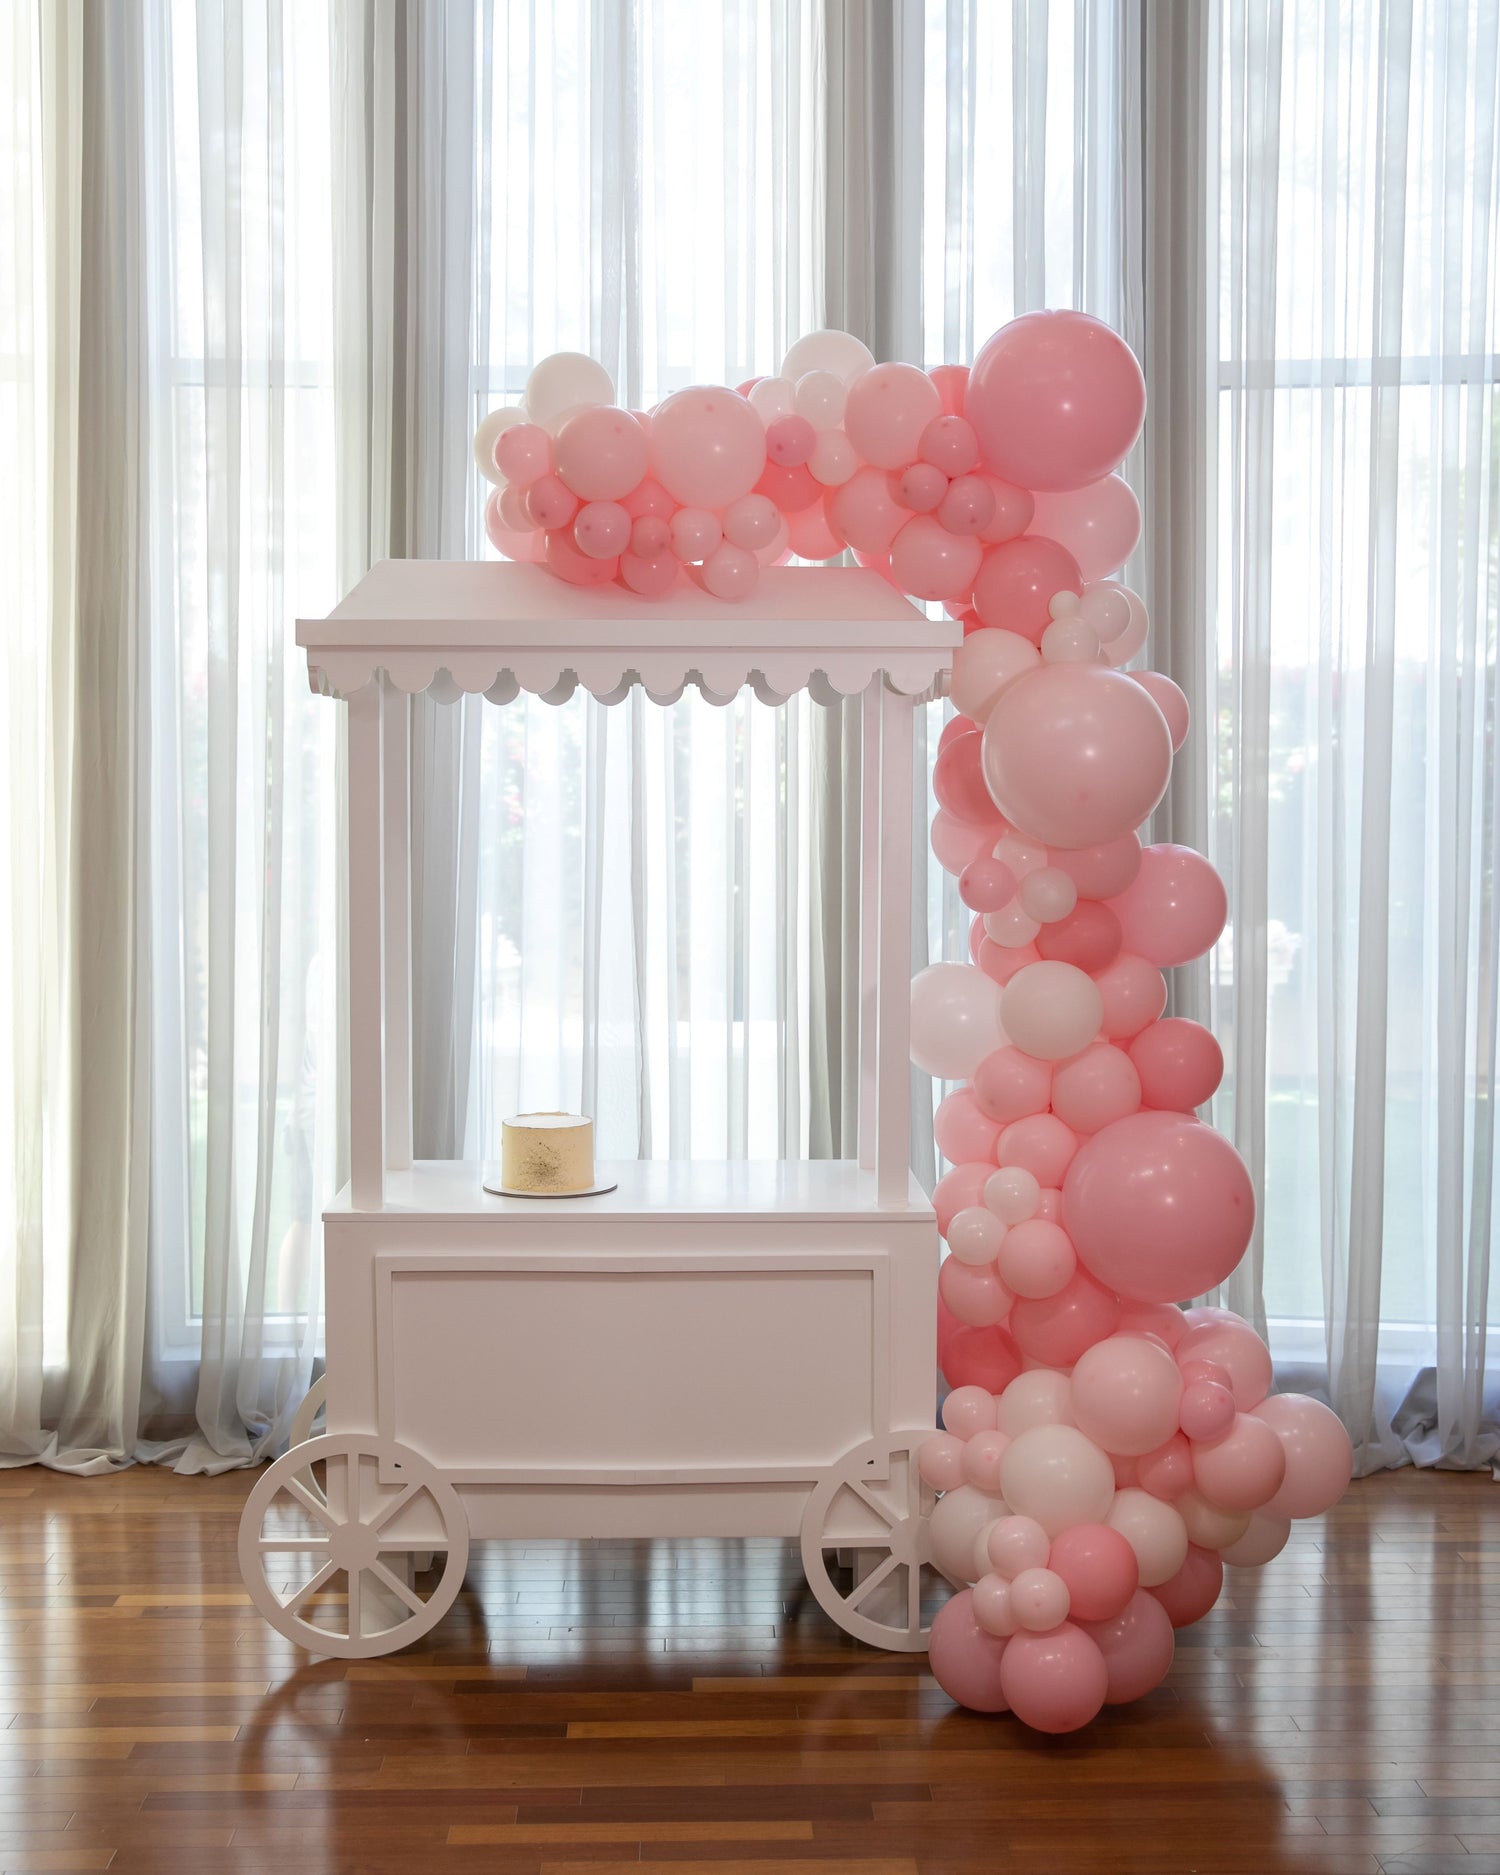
xmin=1204 ymin=0 xmax=1500 ymax=1471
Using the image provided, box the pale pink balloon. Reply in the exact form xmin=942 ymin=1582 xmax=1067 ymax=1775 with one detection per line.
xmin=975 ymin=476 xmax=1035 ymax=543
xmin=971 ymin=536 xmax=1084 ymax=642
xmin=1107 ymin=1487 xmax=1190 ymax=1586
xmin=670 ymin=507 xmax=722 ymax=563
xmin=1050 ymin=832 xmax=1143 ymax=901
xmin=1029 ymin=475 xmax=1142 ymax=581
xmin=962 ymin=1429 xmax=1014 ymax=1494
xmin=1148 ymin=1543 xmax=1224 ymax=1628
xmin=949 ymin=627 xmax=1042 ymax=725
xmin=1094 ymin=952 xmax=1168 ymax=1040
xmin=933 ymin=1088 xmax=1002 ymax=1166
xmin=525 ymin=473 xmax=580 ymax=530
xmin=933 ymin=1160 xmax=995 ymax=1236
xmin=1080 ymin=1589 xmax=1175 ymax=1703
xmin=828 ymin=464 xmax=906 ymax=553
xmin=966 ymin=310 xmax=1146 ymax=492
xmin=1071 ymin=1334 xmax=1184 ymax=1458
xmin=1048 ymin=1522 xmax=1139 ymax=1622
xmin=650 ymin=387 xmax=766 ymax=508
xmin=984 ymin=1164 xmax=1043 ymax=1225
xmin=484 ymin=490 xmax=547 ymax=562
xmin=1130 ymin=1017 xmax=1224 ymax=1112
xmin=996 ymin=1218 xmax=1076 ymax=1300
xmin=1135 ymin=1433 xmax=1195 ymax=1501
xmin=1063 ymin=1110 xmax=1257 ymax=1305
xmin=573 ymin=500 xmax=631 ymax=559
xmin=1010 ymin=1270 xmax=1122 ymax=1369
xmin=723 ymin=493 xmax=780 ymax=551
xmin=844 ymin=361 xmax=942 ymax=469
xmin=1132 ymin=671 xmax=1189 ymax=750
xmin=1008 ymin=1565 xmax=1072 ymax=1631
xmin=618 ymin=550 xmax=680 ymax=598
xmin=889 ymin=515 xmax=984 ymax=602
xmin=1220 ymin=1510 xmax=1292 ymax=1567
xmin=1191 ymin=1413 xmax=1288 ymax=1513
xmin=545 ymin=526 xmax=617 ymax=585
xmin=981 ymin=664 xmax=1173 ymax=850
xmin=919 ymin=413 xmax=980 ymax=475
xmin=1175 ymin=1318 xmax=1273 ymax=1411
xmin=940 ymin=1256 xmax=1014 ymax=1327
xmin=1110 ymin=845 xmax=1228 ymax=968
xmin=1179 ymin=1380 xmax=1236 ymax=1442
xmin=996 ymin=1368 xmax=1077 ymax=1436
xmin=918 ymin=1431 xmax=967 ymax=1491
xmin=896 ymin=462 xmax=948 ymax=513
xmin=1176 ymin=1489 xmax=1251 ymax=1552
xmin=986 ymin=1513 xmax=1052 ymax=1578
xmin=959 ymin=856 xmax=1017 ymax=914
xmin=971 ymin=1572 xmax=1018 ymax=1637
xmin=972 ymin=1046 xmax=1053 ymax=1125
xmin=495 ymin=421 xmax=553 ymax=485
xmin=931 ymin=810 xmax=993 ymax=877
xmin=941 ymin=1383 xmax=1000 ymax=1440
xmin=1050 ymin=1043 xmax=1142 ymax=1135
xmin=927 ymin=1590 xmax=1011 ymax=1711
xmin=630 ymin=514 xmax=671 ymax=557
xmin=909 ymin=962 xmax=1005 ymax=1081
xmin=553 ymin=406 xmax=649 ymax=501
xmin=996 ymin=1112 xmax=1080 ymax=1186
xmin=998 ymin=1622 xmax=1109 ymax=1733
xmin=701 ymin=542 xmax=759 ymax=600
xmin=1000 ymin=960 xmax=1104 ymax=1061
xmin=497 ymin=482 xmax=532 ymax=531
xmin=1251 ymin=1394 xmax=1353 ymax=1519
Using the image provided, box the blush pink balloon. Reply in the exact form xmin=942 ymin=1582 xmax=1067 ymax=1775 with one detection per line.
xmin=553 ymin=406 xmax=649 ymax=501
xmin=976 ymin=476 xmax=1035 ymax=543
xmin=785 ymin=500 xmax=844 ymax=561
xmin=938 ymin=474 xmax=997 ymax=537
xmin=1175 ymin=1319 xmax=1273 ymax=1412
xmin=931 ymin=810 xmax=994 ymax=877
xmin=1094 ymin=953 xmax=1168 ymax=1040
xmin=997 ymin=1113 xmax=1080 ymax=1186
xmin=918 ymin=1431 xmax=967 ymax=1491
xmin=971 ymin=536 xmax=1084 ymax=642
xmin=1130 ymin=1018 xmax=1224 ymax=1111
xmin=1136 ymin=1433 xmax=1195 ymax=1501
xmin=701 ymin=542 xmax=759 ymax=600
xmin=844 ymin=361 xmax=942 ymax=469
xmin=959 ymin=856 xmax=1017 ymax=913
xmin=573 ymin=500 xmax=631 ymax=558
xmin=1251 ymin=1394 xmax=1354 ymax=1519
xmin=981 ymin=664 xmax=1173 ymax=850
xmin=1191 ymin=1413 xmax=1288 ymax=1513
xmin=930 ymin=362 xmax=969 ymax=415
xmin=933 ymin=1160 xmax=995 ymax=1236
xmin=962 ymin=1429 xmax=1014 ymax=1495
xmin=1010 ymin=1269 xmax=1122 ymax=1367
xmin=630 ymin=514 xmax=671 ymax=557
xmin=1063 ymin=1111 xmax=1257 ymax=1305
xmin=669 ymin=507 xmax=721 ymax=563
xmin=618 ymin=550 xmax=680 ymax=598
xmin=1048 ymin=1523 xmax=1140 ymax=1622
xmin=1109 ymin=845 xmax=1228 ymax=968
xmin=484 ymin=490 xmax=547 ymax=562
xmin=765 ymin=413 xmax=816 ymax=466
xmin=971 ymin=1046 xmax=1053 ymax=1124
xmin=495 ymin=421 xmax=552 ymax=485
xmin=1079 ymin=1589 xmax=1175 ymax=1703
xmin=756 ymin=460 xmax=822 ymax=512
xmin=896 ymin=463 xmax=948 ymax=513
xmin=927 ymin=1590 xmax=1011 ymax=1712
xmin=1132 ymin=671 xmax=1190 ymax=750
xmin=1118 ymin=1302 xmax=1190 ymax=1349
xmin=942 ymin=1323 xmax=1024 ymax=1394
xmin=940 ymin=1256 xmax=1014 ymax=1328
xmin=996 ymin=1219 xmax=1076 ymax=1299
xmin=998 ymin=1622 xmax=1109 ymax=1734
xmin=889 ymin=515 xmax=984 ymax=602
xmin=920 ymin=413 xmax=981 ymax=475
xmin=1036 ymin=901 xmax=1124 ymax=973
xmin=650 ymin=387 xmax=767 ymax=508
xmin=1050 ymin=832 xmax=1143 ymax=901
xmin=934 ymin=1088 xmax=1003 ymax=1166
xmin=966 ymin=310 xmax=1147 ymax=492
xmin=545 ymin=526 xmax=617 ymax=585
xmin=1220 ymin=1511 xmax=1292 ymax=1567
xmin=942 ymin=1383 xmax=1000 ymax=1439
xmin=1149 ymin=1543 xmax=1224 ymax=1628
xmin=1029 ymin=475 xmax=1142 ymax=581
xmin=1179 ymin=1380 xmax=1236 ymax=1442
xmin=1070 ymin=1334 xmax=1184 ymax=1457
xmin=828 ymin=464 xmax=906 ymax=553
xmin=1049 ymin=1043 xmax=1142 ymax=1135
xmin=525 ymin=473 xmax=580 ymax=530
xmin=933 ymin=729 xmax=1000 ymax=825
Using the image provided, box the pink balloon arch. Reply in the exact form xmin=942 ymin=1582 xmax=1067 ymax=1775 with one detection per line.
xmin=474 ymin=311 xmax=1353 ymax=1736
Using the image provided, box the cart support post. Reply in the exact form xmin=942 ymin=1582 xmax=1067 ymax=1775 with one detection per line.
xmin=348 ymin=682 xmax=386 ymax=1209
xmin=381 ymin=675 xmax=413 ymax=1171
xmin=858 ymin=679 xmax=881 ymax=1171
xmin=875 ymin=679 xmax=913 ymax=1205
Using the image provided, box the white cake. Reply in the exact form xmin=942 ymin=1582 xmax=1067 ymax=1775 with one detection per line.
xmin=500 ymin=1112 xmax=595 ymax=1194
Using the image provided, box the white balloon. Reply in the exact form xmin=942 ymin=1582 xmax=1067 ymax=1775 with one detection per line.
xmin=794 ymin=368 xmax=848 ymax=427
xmin=808 ymin=429 xmax=857 ymax=486
xmin=909 ymin=963 xmax=1005 ymax=1082
xmin=781 ymin=327 xmax=876 ymax=386
xmin=996 ymin=1368 xmax=1077 ymax=1435
xmin=473 ymin=406 xmax=528 ymax=486
xmin=1000 ymin=961 xmax=1104 ymax=1061
xmin=949 ymin=629 xmax=1042 ymax=725
xmin=1107 ymin=1486 xmax=1189 ymax=1586
xmin=524 ymin=351 xmax=615 ymax=429
xmin=998 ymin=1425 xmax=1115 ymax=1537
xmin=748 ymin=375 xmax=795 ymax=421
xmin=929 ymin=1483 xmax=1005 ymax=1585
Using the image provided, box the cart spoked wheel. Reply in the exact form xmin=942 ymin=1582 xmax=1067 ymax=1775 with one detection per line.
xmin=799 ymin=1431 xmax=941 ymax=1653
xmin=238 ymin=1434 xmax=469 ymax=1659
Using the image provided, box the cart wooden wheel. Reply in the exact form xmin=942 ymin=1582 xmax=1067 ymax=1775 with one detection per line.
xmin=287 ymin=1375 xmax=327 ymax=1449
xmin=238 ymin=1433 xmax=469 ymax=1659
xmin=799 ymin=1431 xmax=940 ymax=1652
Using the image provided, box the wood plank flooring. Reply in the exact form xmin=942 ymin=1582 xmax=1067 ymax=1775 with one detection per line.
xmin=0 ymin=1465 xmax=1495 ymax=1873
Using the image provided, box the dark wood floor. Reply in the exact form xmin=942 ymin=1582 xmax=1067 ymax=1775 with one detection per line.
xmin=0 ymin=1466 xmax=1495 ymax=1874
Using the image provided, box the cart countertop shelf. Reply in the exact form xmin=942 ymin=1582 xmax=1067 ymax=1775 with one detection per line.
xmin=296 ymin=558 xmax=960 ymax=704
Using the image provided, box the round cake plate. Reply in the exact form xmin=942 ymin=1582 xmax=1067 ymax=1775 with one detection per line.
xmin=480 ymin=1170 xmax=619 ymax=1199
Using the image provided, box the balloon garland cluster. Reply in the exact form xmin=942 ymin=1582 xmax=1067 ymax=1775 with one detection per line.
xmin=473 ymin=312 xmax=1353 ymax=1735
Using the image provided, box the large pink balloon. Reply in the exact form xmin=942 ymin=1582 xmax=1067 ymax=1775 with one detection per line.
xmin=971 ymin=536 xmax=1084 ymax=642
xmin=998 ymin=1622 xmax=1109 ymax=1733
xmin=966 ymin=311 xmax=1146 ymax=493
xmin=927 ymin=1590 xmax=1011 ymax=1712
xmin=1079 ymin=1590 xmax=1175 ymax=1703
xmin=1029 ymin=476 xmax=1142 ymax=581
xmin=553 ymin=406 xmax=650 ymax=501
xmin=1109 ymin=845 xmax=1228 ymax=968
xmin=981 ymin=664 xmax=1174 ymax=851
xmin=1062 ymin=1111 xmax=1256 ymax=1304
xmin=650 ymin=387 xmax=767 ymax=508
xmin=1251 ymin=1394 xmax=1353 ymax=1519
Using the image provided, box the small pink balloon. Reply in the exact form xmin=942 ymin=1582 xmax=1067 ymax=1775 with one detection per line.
xmin=981 ymin=664 xmax=1173 ymax=851
xmin=495 ymin=421 xmax=552 ymax=485
xmin=1179 ymin=1379 xmax=1237 ymax=1442
xmin=986 ymin=1513 xmax=1052 ymax=1577
xmin=1094 ymin=952 xmax=1168 ymax=1040
xmin=939 ymin=1257 xmax=1014 ymax=1328
xmin=1149 ymin=1543 xmax=1224 ymax=1628
xmin=701 ymin=542 xmax=759 ymax=600
xmin=573 ymin=500 xmax=631 ymax=559
xmin=971 ymin=1046 xmax=1053 ymax=1125
xmin=630 ymin=513 xmax=671 ymax=557
xmin=845 ymin=361 xmax=943 ymax=469
xmin=934 ymin=1088 xmax=1002 ymax=1166
xmin=1136 ymin=1433 xmax=1195 ymax=1501
xmin=942 ymin=1323 xmax=1024 ymax=1394
xmin=998 ymin=1622 xmax=1109 ymax=1734
xmin=928 ymin=1589 xmax=1011 ymax=1712
xmin=828 ymin=464 xmax=906 ymax=553
xmin=995 ymin=1218 xmax=1076 ymax=1299
xmin=920 ymin=413 xmax=980 ymax=476
xmin=1191 ymin=1413 xmax=1288 ymax=1513
xmin=966 ymin=310 xmax=1146 ymax=492
xmin=931 ymin=810 xmax=994 ymax=877
xmin=1063 ymin=1111 xmax=1256 ymax=1305
xmin=889 ymin=515 xmax=984 ymax=603
xmin=1175 ymin=1318 xmax=1273 ymax=1411
xmin=962 ymin=1429 xmax=1013 ymax=1494
xmin=1080 ymin=1589 xmax=1175 ymax=1703
xmin=1036 ymin=901 xmax=1124 ymax=974
xmin=1132 ymin=670 xmax=1190 ymax=750
xmin=1130 ymin=1017 xmax=1224 ymax=1111
xmin=525 ymin=473 xmax=579 ymax=530
xmin=1010 ymin=1269 xmax=1122 ymax=1368
xmin=1008 ymin=1565 xmax=1072 ymax=1631
xmin=1049 ymin=1043 xmax=1142 ymax=1135
xmin=896 ymin=462 xmax=948 ymax=513
xmin=1250 ymin=1394 xmax=1353 ymax=1519
xmin=919 ymin=1431 xmax=967 ymax=1491
xmin=1029 ymin=475 xmax=1142 ymax=581
xmin=618 ymin=550 xmax=680 ymax=598
xmin=545 ymin=526 xmax=617 ymax=586
xmin=997 ymin=1112 xmax=1079 ymax=1187
xmin=959 ymin=856 xmax=1017 ymax=914
xmin=650 ymin=386 xmax=767 ymax=508
xmin=1109 ymin=844 xmax=1228 ymax=968
xmin=971 ymin=536 xmax=1084 ymax=642
xmin=942 ymin=1382 xmax=1000 ymax=1439
xmin=938 ymin=474 xmax=998 ymax=536
xmin=972 ymin=1572 xmax=1018 ymax=1636
xmin=553 ymin=405 xmax=649 ymax=501
xmin=1048 ymin=1523 xmax=1139 ymax=1623
xmin=765 ymin=413 xmax=816 ymax=466
xmin=669 ymin=507 xmax=722 ymax=563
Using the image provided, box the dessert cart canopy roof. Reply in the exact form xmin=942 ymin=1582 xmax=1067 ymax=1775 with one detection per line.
xmin=297 ymin=560 xmax=960 ymax=706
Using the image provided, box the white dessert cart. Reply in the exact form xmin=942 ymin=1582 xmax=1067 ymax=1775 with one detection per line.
xmin=238 ymin=561 xmax=958 ymax=1658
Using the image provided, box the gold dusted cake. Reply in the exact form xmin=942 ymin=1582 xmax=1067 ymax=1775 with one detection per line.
xmin=500 ymin=1112 xmax=595 ymax=1194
